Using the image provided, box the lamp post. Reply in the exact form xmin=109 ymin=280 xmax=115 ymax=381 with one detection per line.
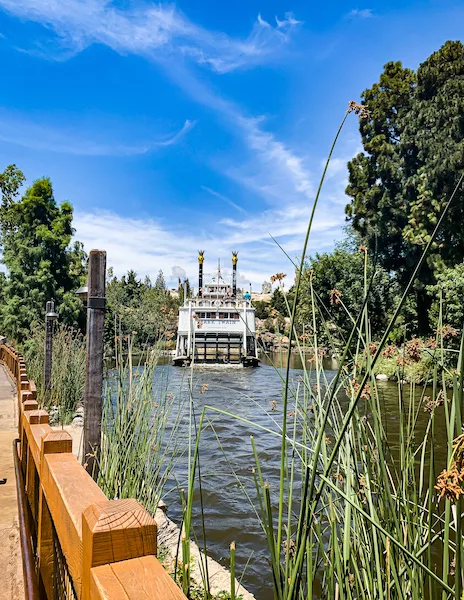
xmin=44 ymin=299 xmax=58 ymax=400
xmin=76 ymin=250 xmax=107 ymax=479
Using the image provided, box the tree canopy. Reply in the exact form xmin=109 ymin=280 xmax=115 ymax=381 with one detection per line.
xmin=0 ymin=165 xmax=86 ymax=342
xmin=106 ymin=269 xmax=179 ymax=349
xmin=345 ymin=40 xmax=464 ymax=332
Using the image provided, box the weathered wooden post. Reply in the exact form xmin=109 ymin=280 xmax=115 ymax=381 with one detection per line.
xmin=82 ymin=250 xmax=107 ymax=479
xmin=44 ymin=299 xmax=58 ymax=400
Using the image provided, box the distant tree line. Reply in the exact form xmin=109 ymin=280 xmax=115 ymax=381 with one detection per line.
xmin=105 ymin=268 xmax=187 ymax=350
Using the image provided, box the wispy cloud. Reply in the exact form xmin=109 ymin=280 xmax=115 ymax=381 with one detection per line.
xmin=74 ymin=201 xmax=344 ymax=289
xmin=348 ymin=8 xmax=374 ymax=19
xmin=0 ymin=0 xmax=314 ymax=207
xmin=201 ymin=186 xmax=247 ymax=214
xmin=0 ymin=0 xmax=301 ymax=73
xmin=0 ymin=109 xmax=195 ymax=155
xmin=231 ymin=116 xmax=314 ymax=203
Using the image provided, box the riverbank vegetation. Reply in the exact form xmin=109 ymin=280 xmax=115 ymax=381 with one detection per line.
xmin=98 ymin=333 xmax=183 ymax=514
xmin=178 ymin=40 xmax=464 ymax=600
xmin=1 ymin=37 xmax=464 ymax=600
xmin=24 ymin=323 xmax=85 ymax=424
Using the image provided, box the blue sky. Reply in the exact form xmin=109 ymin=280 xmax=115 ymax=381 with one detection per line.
xmin=0 ymin=0 xmax=462 ymax=290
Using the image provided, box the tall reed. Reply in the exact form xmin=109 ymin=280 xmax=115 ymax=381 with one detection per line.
xmin=178 ymin=103 xmax=464 ymax=599
xmin=24 ymin=323 xmax=85 ymax=424
xmin=98 ymin=333 xmax=183 ymax=515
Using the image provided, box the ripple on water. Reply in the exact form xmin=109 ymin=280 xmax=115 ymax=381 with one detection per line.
xmin=151 ymin=358 xmax=448 ymax=600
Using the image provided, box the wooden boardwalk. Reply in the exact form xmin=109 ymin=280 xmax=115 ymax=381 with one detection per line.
xmin=0 ymin=365 xmax=24 ymax=600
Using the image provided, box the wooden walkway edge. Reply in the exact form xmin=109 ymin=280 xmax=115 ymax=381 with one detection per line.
xmin=0 ymin=365 xmax=24 ymax=600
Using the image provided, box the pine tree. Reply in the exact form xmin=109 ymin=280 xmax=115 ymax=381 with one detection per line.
xmin=0 ymin=168 xmax=86 ymax=342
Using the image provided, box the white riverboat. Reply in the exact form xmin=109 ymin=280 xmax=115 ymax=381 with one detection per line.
xmin=173 ymin=252 xmax=259 ymax=367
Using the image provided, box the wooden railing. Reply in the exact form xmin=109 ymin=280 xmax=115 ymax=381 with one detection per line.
xmin=0 ymin=343 xmax=187 ymax=600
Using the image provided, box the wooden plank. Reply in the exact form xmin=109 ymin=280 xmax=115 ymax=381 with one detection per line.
xmin=29 ymin=410 xmax=49 ymax=425
xmin=90 ymin=556 xmax=187 ymax=600
xmin=23 ymin=399 xmax=38 ymax=412
xmin=37 ymin=490 xmax=54 ymax=599
xmin=90 ymin=564 xmax=129 ymax=600
xmin=22 ymin=413 xmax=52 ymax=472
xmin=37 ymin=431 xmax=73 ymax=599
xmin=82 ymin=499 xmax=157 ymax=600
xmin=41 ymin=453 xmax=107 ymax=598
xmin=25 ymin=442 xmax=38 ymax=522
xmin=29 ymin=380 xmax=37 ymax=400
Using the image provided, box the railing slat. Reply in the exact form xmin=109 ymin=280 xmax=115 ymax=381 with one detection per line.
xmin=90 ymin=556 xmax=187 ymax=600
xmin=1 ymin=342 xmax=189 ymax=600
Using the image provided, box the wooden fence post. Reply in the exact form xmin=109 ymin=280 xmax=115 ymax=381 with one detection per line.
xmin=83 ymin=250 xmax=106 ymax=479
xmin=81 ymin=498 xmax=157 ymax=600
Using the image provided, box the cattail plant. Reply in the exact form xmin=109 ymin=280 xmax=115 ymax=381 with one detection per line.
xmin=24 ymin=323 xmax=85 ymax=424
xmin=98 ymin=332 xmax=184 ymax=514
xmin=177 ymin=104 xmax=464 ymax=600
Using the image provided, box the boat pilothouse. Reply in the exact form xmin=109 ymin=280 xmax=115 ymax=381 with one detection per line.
xmin=174 ymin=251 xmax=259 ymax=367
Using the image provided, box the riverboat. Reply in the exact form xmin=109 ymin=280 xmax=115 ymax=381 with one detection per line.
xmin=173 ymin=252 xmax=259 ymax=367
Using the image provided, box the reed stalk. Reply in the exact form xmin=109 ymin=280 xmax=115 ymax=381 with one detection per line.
xmin=177 ymin=106 xmax=464 ymax=599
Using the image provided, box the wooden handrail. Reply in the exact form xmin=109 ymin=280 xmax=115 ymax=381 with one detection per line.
xmin=13 ymin=439 xmax=41 ymax=600
xmin=1 ymin=342 xmax=187 ymax=600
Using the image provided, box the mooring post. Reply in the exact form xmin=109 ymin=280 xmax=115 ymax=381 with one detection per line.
xmin=83 ymin=250 xmax=106 ymax=479
xmin=44 ymin=299 xmax=58 ymax=402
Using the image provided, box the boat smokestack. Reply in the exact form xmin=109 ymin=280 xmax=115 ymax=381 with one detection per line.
xmin=198 ymin=251 xmax=204 ymax=297
xmin=232 ymin=251 xmax=238 ymax=297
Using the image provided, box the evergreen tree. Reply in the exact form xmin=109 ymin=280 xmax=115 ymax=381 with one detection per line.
xmin=270 ymin=288 xmax=287 ymax=315
xmin=154 ymin=269 xmax=166 ymax=292
xmin=0 ymin=168 xmax=86 ymax=342
xmin=345 ymin=41 xmax=464 ymax=332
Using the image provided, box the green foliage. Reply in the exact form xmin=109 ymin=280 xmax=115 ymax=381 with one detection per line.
xmin=269 ymin=288 xmax=287 ymax=315
xmin=177 ymin=277 xmax=193 ymax=304
xmin=22 ymin=323 xmax=85 ymax=424
xmin=0 ymin=166 xmax=86 ymax=342
xmin=296 ymin=247 xmax=399 ymax=344
xmin=346 ymin=41 xmax=464 ymax=333
xmin=105 ymin=268 xmax=179 ymax=351
xmin=252 ymin=299 xmax=269 ymax=319
xmin=99 ymin=337 xmax=182 ymax=514
xmin=427 ymin=263 xmax=464 ymax=330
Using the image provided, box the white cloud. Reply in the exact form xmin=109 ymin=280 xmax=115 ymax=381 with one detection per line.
xmin=0 ymin=0 xmax=301 ymax=73
xmin=0 ymin=109 xmax=194 ymax=155
xmin=228 ymin=116 xmax=314 ymax=204
xmin=73 ymin=203 xmax=345 ymax=289
xmin=0 ymin=0 xmax=315 ymax=212
xmin=201 ymin=186 xmax=247 ymax=214
xmin=0 ymin=0 xmax=351 ymax=277
xmin=348 ymin=8 xmax=374 ymax=19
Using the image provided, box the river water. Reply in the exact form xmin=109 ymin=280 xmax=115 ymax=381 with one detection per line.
xmin=150 ymin=353 xmax=449 ymax=600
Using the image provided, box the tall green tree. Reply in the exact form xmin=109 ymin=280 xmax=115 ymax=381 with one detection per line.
xmin=294 ymin=247 xmax=402 ymax=344
xmin=0 ymin=166 xmax=86 ymax=342
xmin=345 ymin=41 xmax=464 ymax=332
